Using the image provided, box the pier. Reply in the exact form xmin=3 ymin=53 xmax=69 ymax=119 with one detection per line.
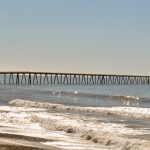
xmin=0 ymin=72 xmax=150 ymax=85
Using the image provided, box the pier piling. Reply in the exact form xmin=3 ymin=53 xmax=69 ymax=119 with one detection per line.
xmin=0 ymin=72 xmax=150 ymax=85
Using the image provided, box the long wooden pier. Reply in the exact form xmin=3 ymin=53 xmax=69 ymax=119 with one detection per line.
xmin=0 ymin=71 xmax=150 ymax=85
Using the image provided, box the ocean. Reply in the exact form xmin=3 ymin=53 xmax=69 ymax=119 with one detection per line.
xmin=0 ymin=84 xmax=150 ymax=149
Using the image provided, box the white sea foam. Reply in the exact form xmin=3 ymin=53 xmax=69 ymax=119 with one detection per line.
xmin=9 ymin=99 xmax=150 ymax=119
xmin=0 ymin=106 xmax=46 ymax=112
xmin=74 ymin=91 xmax=78 ymax=94
xmin=125 ymin=96 xmax=140 ymax=100
xmin=31 ymin=109 xmax=150 ymax=150
xmin=6 ymin=99 xmax=150 ymax=149
xmin=0 ymin=104 xmax=109 ymax=150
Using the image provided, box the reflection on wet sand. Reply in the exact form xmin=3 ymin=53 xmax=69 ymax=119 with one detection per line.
xmin=0 ymin=133 xmax=62 ymax=150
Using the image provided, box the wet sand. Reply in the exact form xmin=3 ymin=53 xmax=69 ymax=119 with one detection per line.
xmin=0 ymin=133 xmax=63 ymax=150
xmin=0 ymin=145 xmax=60 ymax=150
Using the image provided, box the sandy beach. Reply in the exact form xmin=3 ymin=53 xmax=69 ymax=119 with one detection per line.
xmin=0 ymin=132 xmax=63 ymax=150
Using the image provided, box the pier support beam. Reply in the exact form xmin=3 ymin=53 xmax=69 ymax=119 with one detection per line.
xmin=0 ymin=72 xmax=149 ymax=85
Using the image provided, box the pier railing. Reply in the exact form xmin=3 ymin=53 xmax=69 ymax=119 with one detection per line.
xmin=0 ymin=72 xmax=150 ymax=85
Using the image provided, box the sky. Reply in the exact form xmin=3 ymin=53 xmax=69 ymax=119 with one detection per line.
xmin=0 ymin=0 xmax=150 ymax=75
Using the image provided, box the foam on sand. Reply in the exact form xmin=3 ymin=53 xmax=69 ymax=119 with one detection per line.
xmin=31 ymin=112 xmax=150 ymax=150
xmin=7 ymin=99 xmax=150 ymax=150
xmin=0 ymin=104 xmax=108 ymax=150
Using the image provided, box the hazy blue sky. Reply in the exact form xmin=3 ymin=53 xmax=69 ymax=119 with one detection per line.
xmin=0 ymin=0 xmax=150 ymax=75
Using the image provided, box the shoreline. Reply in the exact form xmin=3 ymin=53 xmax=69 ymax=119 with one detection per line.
xmin=0 ymin=99 xmax=150 ymax=150
xmin=0 ymin=145 xmax=61 ymax=150
xmin=0 ymin=133 xmax=63 ymax=150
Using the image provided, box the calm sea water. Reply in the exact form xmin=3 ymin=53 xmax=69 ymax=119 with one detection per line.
xmin=0 ymin=84 xmax=150 ymax=108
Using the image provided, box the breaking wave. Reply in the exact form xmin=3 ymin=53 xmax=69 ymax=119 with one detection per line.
xmin=9 ymin=99 xmax=150 ymax=119
xmin=4 ymin=99 xmax=150 ymax=150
